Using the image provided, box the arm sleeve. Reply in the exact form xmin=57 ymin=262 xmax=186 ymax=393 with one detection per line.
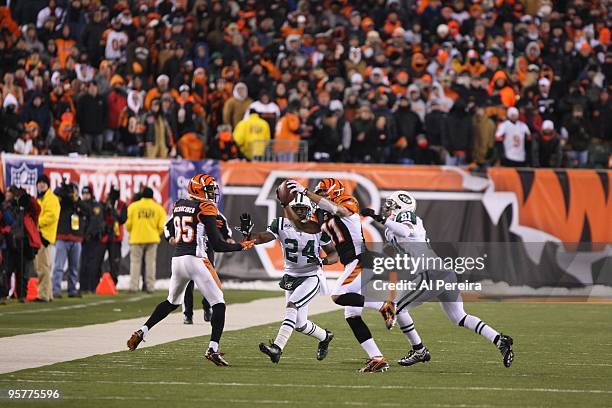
xmin=125 ymin=206 xmax=133 ymax=232
xmin=495 ymin=122 xmax=505 ymax=141
xmin=217 ymin=213 xmax=232 ymax=239
xmin=203 ymin=215 xmax=243 ymax=252
xmin=320 ymin=231 xmax=332 ymax=245
xmin=266 ymin=217 xmax=279 ymax=239
xmin=384 ymin=218 xmax=412 ymax=239
xmin=163 ymin=217 xmax=174 ymax=241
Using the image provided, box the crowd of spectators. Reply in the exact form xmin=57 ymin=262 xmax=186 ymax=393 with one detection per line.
xmin=0 ymin=0 xmax=609 ymax=168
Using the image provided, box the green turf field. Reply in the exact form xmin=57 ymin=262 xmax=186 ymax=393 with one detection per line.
xmin=0 ymin=290 xmax=281 ymax=337
xmin=1 ymin=301 xmax=611 ymax=407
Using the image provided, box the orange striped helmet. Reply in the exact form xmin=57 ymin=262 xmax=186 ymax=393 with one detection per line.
xmin=314 ymin=178 xmax=345 ymax=200
xmin=187 ymin=173 xmax=219 ymax=203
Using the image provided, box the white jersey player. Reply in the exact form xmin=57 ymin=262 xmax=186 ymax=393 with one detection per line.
xmin=237 ymin=194 xmax=338 ymax=364
xmin=361 ymin=191 xmax=515 ymax=368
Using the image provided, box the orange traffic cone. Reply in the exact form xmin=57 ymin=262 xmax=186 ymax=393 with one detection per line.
xmin=96 ymin=272 xmax=118 ymax=295
xmin=26 ymin=277 xmax=39 ymax=301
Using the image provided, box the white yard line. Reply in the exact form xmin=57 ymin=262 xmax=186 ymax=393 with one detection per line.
xmin=3 ymin=379 xmax=611 ymax=396
xmin=0 ymin=296 xmax=338 ymax=375
xmin=0 ymin=296 xmax=149 ymax=316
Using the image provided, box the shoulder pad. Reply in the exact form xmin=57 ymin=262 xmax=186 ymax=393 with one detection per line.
xmin=335 ymin=195 xmax=359 ymax=214
xmin=268 ymin=217 xmax=279 ymax=234
xmin=199 ymin=201 xmax=218 ymax=216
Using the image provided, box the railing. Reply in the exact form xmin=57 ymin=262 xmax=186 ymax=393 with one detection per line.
xmin=250 ymin=139 xmax=309 ymax=162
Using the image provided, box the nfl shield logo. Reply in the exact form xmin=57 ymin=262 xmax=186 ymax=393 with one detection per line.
xmin=10 ymin=162 xmax=39 ymax=196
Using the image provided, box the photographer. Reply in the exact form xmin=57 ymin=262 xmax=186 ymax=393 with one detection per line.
xmin=4 ymin=186 xmax=41 ymax=303
xmin=52 ymin=181 xmax=89 ymax=298
xmin=0 ymin=189 xmax=15 ymax=305
xmin=79 ymin=186 xmax=104 ymax=294
xmin=34 ymin=175 xmax=60 ymax=302
xmin=101 ymin=186 xmax=127 ymax=285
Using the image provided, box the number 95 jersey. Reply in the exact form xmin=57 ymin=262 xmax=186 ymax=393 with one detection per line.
xmin=170 ymin=198 xmax=218 ymax=258
xmin=267 ymin=217 xmax=331 ymax=277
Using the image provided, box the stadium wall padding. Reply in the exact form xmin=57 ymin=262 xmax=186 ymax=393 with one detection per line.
xmin=2 ymin=154 xmax=610 ymax=288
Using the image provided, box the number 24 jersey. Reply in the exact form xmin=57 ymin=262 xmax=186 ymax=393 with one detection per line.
xmin=267 ymin=217 xmax=331 ymax=276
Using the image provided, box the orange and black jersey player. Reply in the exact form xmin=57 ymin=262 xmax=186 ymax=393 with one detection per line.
xmin=169 ymin=198 xmax=243 ymax=257
xmin=312 ymin=197 xmax=366 ymax=266
xmin=165 ymin=208 xmax=234 ymax=261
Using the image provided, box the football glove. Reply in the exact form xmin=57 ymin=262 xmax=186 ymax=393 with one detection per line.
xmin=360 ymin=208 xmax=386 ymax=223
xmin=235 ymin=213 xmax=254 ymax=237
xmin=286 ymin=180 xmax=307 ymax=194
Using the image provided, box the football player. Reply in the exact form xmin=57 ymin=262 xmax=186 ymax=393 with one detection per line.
xmin=182 ymin=212 xmax=234 ymax=325
xmin=361 ymin=191 xmax=515 ymax=368
xmin=238 ymin=194 xmax=338 ymax=364
xmin=127 ymin=174 xmax=255 ymax=366
xmin=285 ymin=178 xmax=395 ymax=373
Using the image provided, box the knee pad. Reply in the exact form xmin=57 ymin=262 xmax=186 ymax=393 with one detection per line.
xmin=344 ymin=306 xmax=363 ymax=319
xmin=295 ymin=324 xmax=307 ymax=333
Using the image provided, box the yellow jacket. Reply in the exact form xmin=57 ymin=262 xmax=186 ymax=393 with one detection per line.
xmin=233 ymin=113 xmax=271 ymax=160
xmin=37 ymin=188 xmax=60 ymax=244
xmin=125 ymin=198 xmax=166 ymax=244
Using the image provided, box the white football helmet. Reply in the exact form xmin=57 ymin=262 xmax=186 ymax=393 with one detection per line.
xmin=289 ymin=193 xmax=313 ymax=220
xmin=382 ymin=190 xmax=417 ymax=218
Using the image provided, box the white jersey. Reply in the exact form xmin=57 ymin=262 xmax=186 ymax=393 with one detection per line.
xmin=495 ymin=120 xmax=531 ymax=162
xmin=384 ymin=211 xmax=427 ymax=244
xmin=268 ymin=216 xmax=330 ymax=276
xmin=384 ymin=211 xmax=439 ymax=275
xmin=105 ymin=30 xmax=128 ymax=61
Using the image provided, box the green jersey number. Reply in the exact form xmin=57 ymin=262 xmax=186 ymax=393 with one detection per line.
xmin=284 ymin=239 xmax=318 ymax=264
xmin=396 ymin=211 xmax=416 ymax=225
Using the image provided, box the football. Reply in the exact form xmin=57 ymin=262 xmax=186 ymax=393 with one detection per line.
xmin=276 ymin=179 xmax=296 ymax=206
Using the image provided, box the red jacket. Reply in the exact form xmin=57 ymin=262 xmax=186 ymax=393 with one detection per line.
xmin=101 ymin=199 xmax=127 ymax=243
xmin=107 ymin=89 xmax=128 ymax=130
xmin=23 ymin=196 xmax=42 ymax=250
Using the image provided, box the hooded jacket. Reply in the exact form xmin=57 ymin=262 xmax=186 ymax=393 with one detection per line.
xmin=222 ymin=83 xmax=252 ymax=128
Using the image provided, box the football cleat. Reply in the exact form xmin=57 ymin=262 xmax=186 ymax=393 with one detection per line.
xmin=497 ymin=334 xmax=514 ymax=368
xmin=203 ymin=306 xmax=212 ymax=322
xmin=183 ymin=315 xmax=193 ymax=325
xmin=259 ymin=342 xmax=282 ymax=364
xmin=379 ymin=301 xmax=397 ymax=330
xmin=204 ymin=348 xmax=230 ymax=367
xmin=316 ymin=330 xmax=334 ymax=361
xmin=398 ymin=347 xmax=431 ymax=366
xmin=358 ymin=357 xmax=390 ymax=373
xmin=127 ymin=330 xmax=144 ymax=351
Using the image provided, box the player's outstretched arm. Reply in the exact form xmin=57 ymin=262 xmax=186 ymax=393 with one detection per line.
xmin=283 ymin=204 xmax=321 ymax=233
xmin=286 ymin=180 xmax=351 ymax=217
xmin=361 ymin=208 xmax=413 ymax=239
xmin=203 ymin=215 xmax=254 ymax=251
xmin=321 ymin=243 xmax=339 ymax=265
xmin=234 ymin=212 xmax=275 ymax=244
